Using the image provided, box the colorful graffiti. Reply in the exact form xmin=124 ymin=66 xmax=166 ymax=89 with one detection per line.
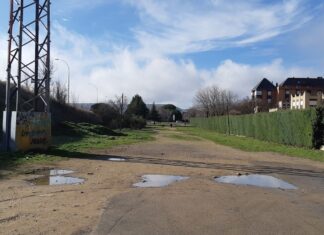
xmin=15 ymin=112 xmax=51 ymax=151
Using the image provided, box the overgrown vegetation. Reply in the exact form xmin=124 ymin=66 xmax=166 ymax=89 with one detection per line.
xmin=0 ymin=122 xmax=155 ymax=170
xmin=91 ymin=94 xmax=148 ymax=129
xmin=312 ymin=107 xmax=324 ymax=149
xmin=0 ymin=81 xmax=101 ymax=143
xmin=191 ymin=108 xmax=323 ymax=149
xmin=178 ymin=127 xmax=324 ymax=161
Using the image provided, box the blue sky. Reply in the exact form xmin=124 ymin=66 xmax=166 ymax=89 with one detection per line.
xmin=0 ymin=0 xmax=323 ymax=108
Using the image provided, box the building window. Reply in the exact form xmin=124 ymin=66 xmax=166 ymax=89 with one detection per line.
xmin=268 ymin=91 xmax=272 ymax=96
xmin=256 ymin=91 xmax=262 ymax=96
xmin=285 ymin=90 xmax=290 ymax=99
xmin=268 ymin=98 xmax=272 ymax=104
xmin=309 ymin=100 xmax=317 ymax=106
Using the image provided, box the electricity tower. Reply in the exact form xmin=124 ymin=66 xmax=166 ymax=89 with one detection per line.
xmin=4 ymin=0 xmax=51 ymax=151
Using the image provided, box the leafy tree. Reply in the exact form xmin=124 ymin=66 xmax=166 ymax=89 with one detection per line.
xmin=126 ymin=94 xmax=149 ymax=119
xmin=159 ymin=104 xmax=183 ymax=122
xmin=91 ymin=103 xmax=119 ymax=126
xmin=149 ymin=103 xmax=160 ymax=122
xmin=162 ymin=104 xmax=177 ymax=111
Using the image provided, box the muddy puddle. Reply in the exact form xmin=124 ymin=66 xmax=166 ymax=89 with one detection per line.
xmin=134 ymin=174 xmax=189 ymax=188
xmin=215 ymin=174 xmax=297 ymax=190
xmin=28 ymin=169 xmax=85 ymax=186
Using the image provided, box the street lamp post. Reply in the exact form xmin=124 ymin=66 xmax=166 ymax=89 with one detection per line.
xmin=55 ymin=58 xmax=70 ymax=104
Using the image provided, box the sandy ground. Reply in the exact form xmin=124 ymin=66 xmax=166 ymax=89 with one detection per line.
xmin=0 ymin=128 xmax=324 ymax=235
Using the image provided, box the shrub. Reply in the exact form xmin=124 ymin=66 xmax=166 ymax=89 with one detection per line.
xmin=191 ymin=108 xmax=323 ymax=149
xmin=312 ymin=107 xmax=324 ymax=149
xmin=127 ymin=115 xmax=146 ymax=129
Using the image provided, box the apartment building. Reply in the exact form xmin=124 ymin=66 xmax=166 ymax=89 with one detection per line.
xmin=277 ymin=77 xmax=324 ymax=109
xmin=291 ymin=91 xmax=324 ymax=109
xmin=252 ymin=77 xmax=324 ymax=111
xmin=251 ymin=78 xmax=277 ymax=112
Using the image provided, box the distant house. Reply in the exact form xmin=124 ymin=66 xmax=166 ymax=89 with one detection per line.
xmin=251 ymin=78 xmax=277 ymax=112
xmin=252 ymin=77 xmax=324 ymax=111
xmin=277 ymin=77 xmax=324 ymax=109
xmin=291 ymin=91 xmax=324 ymax=110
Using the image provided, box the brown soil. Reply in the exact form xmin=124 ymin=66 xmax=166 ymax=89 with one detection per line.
xmin=1 ymin=128 xmax=324 ymax=235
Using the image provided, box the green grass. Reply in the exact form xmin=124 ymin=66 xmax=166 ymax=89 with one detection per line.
xmin=0 ymin=122 xmax=155 ymax=171
xmin=177 ymin=127 xmax=324 ymax=162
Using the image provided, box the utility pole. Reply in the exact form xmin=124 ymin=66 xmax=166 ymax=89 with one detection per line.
xmin=3 ymin=0 xmax=51 ymax=151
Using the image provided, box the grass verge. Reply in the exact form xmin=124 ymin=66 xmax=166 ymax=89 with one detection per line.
xmin=177 ymin=126 xmax=324 ymax=162
xmin=0 ymin=122 xmax=155 ymax=171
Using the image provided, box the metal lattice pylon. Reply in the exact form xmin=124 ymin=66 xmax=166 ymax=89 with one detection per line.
xmin=4 ymin=0 xmax=51 ymax=150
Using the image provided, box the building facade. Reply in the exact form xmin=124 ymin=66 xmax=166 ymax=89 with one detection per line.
xmin=252 ymin=77 xmax=324 ymax=111
xmin=251 ymin=78 xmax=277 ymax=112
xmin=277 ymin=77 xmax=324 ymax=109
xmin=291 ymin=91 xmax=324 ymax=109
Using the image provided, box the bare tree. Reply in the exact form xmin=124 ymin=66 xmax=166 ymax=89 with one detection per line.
xmin=232 ymin=97 xmax=255 ymax=114
xmin=110 ymin=94 xmax=128 ymax=130
xmin=52 ymin=81 xmax=67 ymax=104
xmin=195 ymin=85 xmax=237 ymax=117
xmin=115 ymin=94 xmax=128 ymax=117
xmin=195 ymin=88 xmax=211 ymax=117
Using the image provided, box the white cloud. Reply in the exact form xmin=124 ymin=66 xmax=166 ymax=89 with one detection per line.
xmin=125 ymin=0 xmax=313 ymax=57
xmin=205 ymin=59 xmax=317 ymax=97
xmin=0 ymin=1 xmax=321 ymax=108
xmin=0 ymin=24 xmax=319 ymax=108
xmin=52 ymin=25 xmax=318 ymax=107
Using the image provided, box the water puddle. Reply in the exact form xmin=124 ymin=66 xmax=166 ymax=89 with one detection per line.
xmin=28 ymin=169 xmax=84 ymax=186
xmin=134 ymin=174 xmax=189 ymax=188
xmin=27 ymin=169 xmax=74 ymax=176
xmin=30 ymin=175 xmax=85 ymax=186
xmin=215 ymin=174 xmax=297 ymax=190
xmin=107 ymin=157 xmax=126 ymax=162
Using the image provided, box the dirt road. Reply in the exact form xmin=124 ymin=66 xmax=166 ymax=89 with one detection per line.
xmin=1 ymin=128 xmax=324 ymax=235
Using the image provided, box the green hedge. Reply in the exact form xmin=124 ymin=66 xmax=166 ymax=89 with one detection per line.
xmin=191 ymin=108 xmax=323 ymax=149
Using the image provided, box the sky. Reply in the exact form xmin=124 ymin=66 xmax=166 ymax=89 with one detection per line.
xmin=0 ymin=0 xmax=323 ymax=108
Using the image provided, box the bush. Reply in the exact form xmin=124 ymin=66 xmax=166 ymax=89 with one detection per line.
xmin=127 ymin=115 xmax=146 ymax=129
xmin=90 ymin=103 xmax=119 ymax=126
xmin=191 ymin=108 xmax=323 ymax=149
xmin=312 ymin=107 xmax=324 ymax=149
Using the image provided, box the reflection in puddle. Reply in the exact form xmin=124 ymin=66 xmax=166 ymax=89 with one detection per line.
xmin=215 ymin=174 xmax=297 ymax=190
xmin=107 ymin=158 xmax=126 ymax=162
xmin=31 ymin=175 xmax=85 ymax=186
xmin=28 ymin=169 xmax=74 ymax=176
xmin=134 ymin=174 xmax=189 ymax=188
xmin=28 ymin=169 xmax=84 ymax=186
xmin=49 ymin=169 xmax=74 ymax=175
